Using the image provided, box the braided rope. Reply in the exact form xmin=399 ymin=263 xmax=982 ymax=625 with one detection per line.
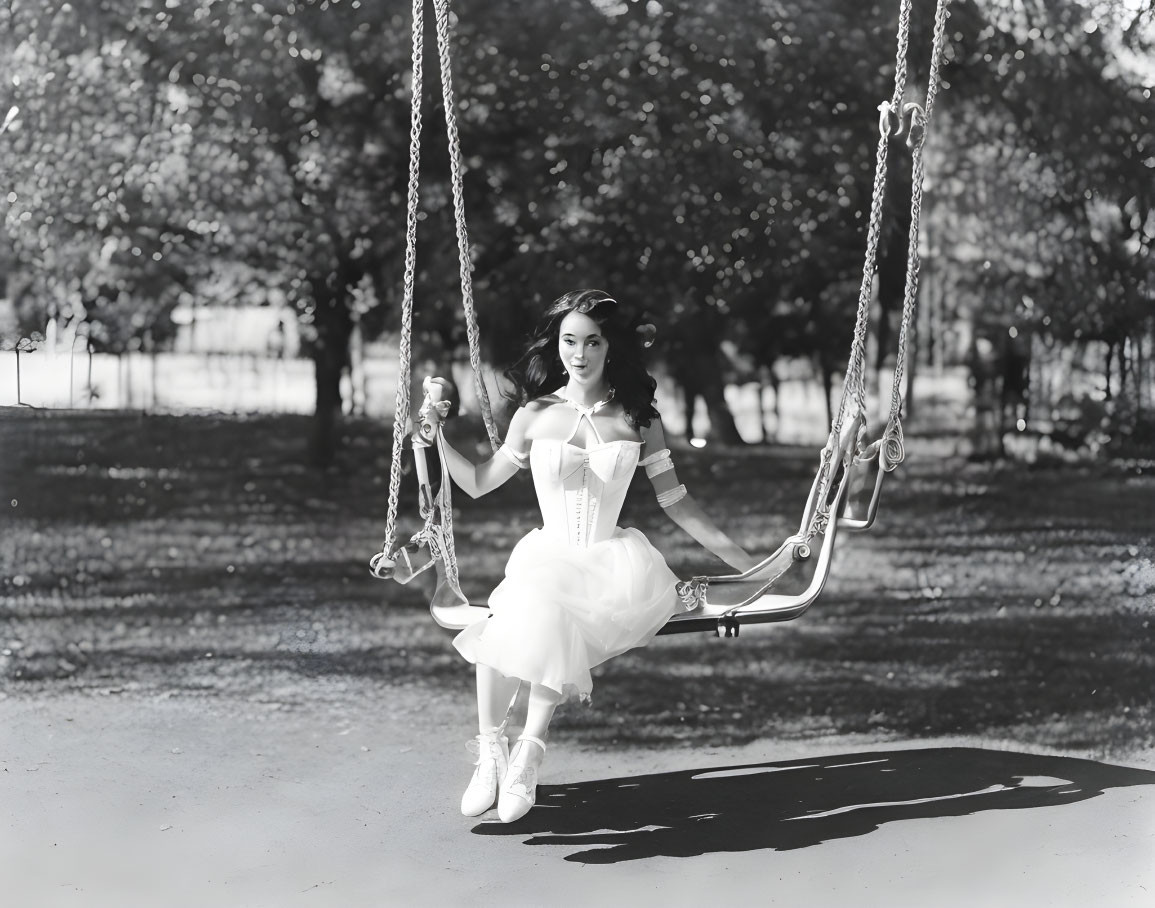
xmin=891 ymin=0 xmax=912 ymax=110
xmin=805 ymin=0 xmax=914 ymax=540
xmin=432 ymin=0 xmax=501 ymax=453
xmin=883 ymin=0 xmax=952 ymax=471
xmin=380 ymin=0 xmax=426 ymax=558
xmin=423 ymin=0 xmax=503 ymax=593
xmin=849 ymin=124 xmax=895 ymax=411
xmin=922 ymin=0 xmax=951 ymax=124
xmin=433 ymin=432 xmax=461 ymax=591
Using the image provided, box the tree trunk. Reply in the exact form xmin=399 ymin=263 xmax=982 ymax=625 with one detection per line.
xmin=817 ymin=350 xmax=835 ymax=429
xmin=705 ymin=390 xmax=745 ymax=445
xmin=311 ymin=348 xmax=343 ymax=467
xmin=1103 ymin=340 xmax=1114 ymax=400
xmin=669 ymin=307 xmax=746 ymax=445
xmin=1135 ymin=331 xmax=1146 ymax=422
xmin=682 ymin=385 xmax=696 ymax=439
xmin=875 ymin=140 xmax=913 ymax=377
xmin=675 ymin=372 xmax=744 ymax=444
xmin=769 ymin=371 xmax=781 ymax=443
xmin=1118 ymin=335 xmax=1129 ymax=401
xmin=762 ymin=372 xmax=780 ymax=444
xmin=309 ymin=277 xmax=355 ymax=468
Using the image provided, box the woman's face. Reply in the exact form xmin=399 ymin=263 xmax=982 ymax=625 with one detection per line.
xmin=558 ymin=310 xmax=609 ymax=389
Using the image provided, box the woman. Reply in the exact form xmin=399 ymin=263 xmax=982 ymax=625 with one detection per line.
xmin=423 ymin=289 xmax=756 ymax=823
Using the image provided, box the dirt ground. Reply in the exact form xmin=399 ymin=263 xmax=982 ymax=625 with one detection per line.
xmin=2 ymin=408 xmax=1154 ymax=906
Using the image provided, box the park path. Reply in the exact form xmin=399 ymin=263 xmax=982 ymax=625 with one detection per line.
xmin=3 ymin=686 xmax=1153 ymax=908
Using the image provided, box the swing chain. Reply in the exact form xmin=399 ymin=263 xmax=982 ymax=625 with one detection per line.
xmin=378 ymin=0 xmax=502 ymax=572
xmin=379 ymin=0 xmax=427 ymax=562
xmin=431 ymin=0 xmax=501 ymax=453
xmin=883 ymin=0 xmax=952 ymax=455
xmin=812 ymin=78 xmax=891 ymax=531
xmin=434 ymin=433 xmax=463 ymax=591
xmin=836 ymin=0 xmax=917 ymax=459
xmin=811 ymin=0 xmax=950 ymax=538
xmin=891 ymin=0 xmax=913 ymax=111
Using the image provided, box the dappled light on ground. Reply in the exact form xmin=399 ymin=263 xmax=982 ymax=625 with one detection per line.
xmin=2 ymin=410 xmax=1152 ymax=765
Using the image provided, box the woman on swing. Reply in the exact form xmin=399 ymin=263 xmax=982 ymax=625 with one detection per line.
xmin=422 ymin=289 xmax=756 ymax=823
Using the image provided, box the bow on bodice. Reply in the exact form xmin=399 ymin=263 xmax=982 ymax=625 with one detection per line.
xmin=534 ymin=439 xmax=640 ymax=484
xmin=529 ymin=439 xmax=641 ymax=547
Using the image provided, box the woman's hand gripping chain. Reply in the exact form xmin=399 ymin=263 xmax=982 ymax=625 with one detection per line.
xmin=413 ymin=376 xmax=454 ymax=448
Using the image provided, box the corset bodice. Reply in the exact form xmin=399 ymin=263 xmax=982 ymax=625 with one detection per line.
xmin=529 ymin=439 xmax=641 ymax=547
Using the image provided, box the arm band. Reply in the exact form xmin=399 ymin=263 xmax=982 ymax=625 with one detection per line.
xmin=497 ymin=444 xmax=529 ymax=469
xmin=640 ymin=448 xmax=675 ymax=478
xmin=656 ymin=484 xmax=687 ymax=508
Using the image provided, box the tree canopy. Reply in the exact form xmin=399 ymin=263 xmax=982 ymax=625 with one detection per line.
xmin=2 ymin=0 xmax=1152 ymax=457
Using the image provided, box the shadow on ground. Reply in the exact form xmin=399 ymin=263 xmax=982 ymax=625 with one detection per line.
xmin=473 ymin=747 xmax=1155 ymax=863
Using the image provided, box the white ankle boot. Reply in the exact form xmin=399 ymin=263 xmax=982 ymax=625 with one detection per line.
xmin=460 ymin=730 xmax=510 ymax=817
xmin=497 ymin=734 xmax=547 ymax=823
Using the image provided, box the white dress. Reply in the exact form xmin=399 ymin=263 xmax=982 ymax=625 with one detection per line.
xmin=452 ymin=401 xmax=679 ymax=702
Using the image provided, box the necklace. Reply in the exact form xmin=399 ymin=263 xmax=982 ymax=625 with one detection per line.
xmin=557 ymin=387 xmax=615 ymax=416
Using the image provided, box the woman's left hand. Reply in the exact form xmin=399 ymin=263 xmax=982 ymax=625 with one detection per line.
xmin=414 ymin=376 xmax=453 ymax=447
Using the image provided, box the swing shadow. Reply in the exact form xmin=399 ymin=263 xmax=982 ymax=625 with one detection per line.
xmin=472 ymin=746 xmax=1155 ymax=864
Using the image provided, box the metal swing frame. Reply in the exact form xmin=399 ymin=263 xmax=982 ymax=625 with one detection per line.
xmin=655 ymin=0 xmax=953 ymax=635
xmin=371 ymin=0 xmax=954 ymax=637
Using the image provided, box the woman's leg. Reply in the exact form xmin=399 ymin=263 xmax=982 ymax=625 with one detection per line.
xmin=461 ymin=665 xmax=521 ymax=817
xmin=476 ymin=663 xmax=521 ymax=733
xmin=519 ymin=682 xmax=560 ymax=764
xmin=497 ymin=682 xmax=559 ymax=822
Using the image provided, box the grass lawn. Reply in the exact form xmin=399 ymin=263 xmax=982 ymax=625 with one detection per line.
xmin=2 ymin=407 xmax=1153 ymax=764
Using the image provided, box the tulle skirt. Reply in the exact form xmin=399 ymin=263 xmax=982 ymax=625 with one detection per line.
xmin=452 ymin=526 xmax=679 ymax=702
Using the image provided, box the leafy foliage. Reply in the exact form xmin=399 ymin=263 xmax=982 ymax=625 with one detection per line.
xmin=1 ymin=0 xmax=1151 ymax=450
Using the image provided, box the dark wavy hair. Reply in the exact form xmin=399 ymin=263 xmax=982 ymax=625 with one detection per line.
xmin=504 ymin=289 xmax=660 ymax=428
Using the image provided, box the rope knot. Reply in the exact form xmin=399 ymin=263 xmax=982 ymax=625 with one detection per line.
xmin=881 ymin=420 xmax=906 ymax=472
xmin=677 ymin=577 xmax=709 ymax=611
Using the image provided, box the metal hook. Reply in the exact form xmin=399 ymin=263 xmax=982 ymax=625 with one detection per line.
xmin=903 ymin=101 xmax=926 ymax=148
xmin=877 ymin=100 xmax=902 ymax=138
xmin=880 ymin=100 xmax=928 ymax=144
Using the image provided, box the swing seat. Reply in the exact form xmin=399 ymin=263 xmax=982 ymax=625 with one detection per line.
xmin=724 ymin=478 xmax=849 ymax=622
xmin=660 ymin=412 xmax=861 ymax=636
xmin=424 ymin=523 xmax=491 ymax=630
xmin=430 ymin=604 xmax=489 ymax=631
xmin=662 ymin=465 xmax=853 ymax=635
xmin=659 ymin=533 xmax=815 ymax=635
xmin=428 ymin=562 xmax=489 ymax=629
xmin=839 ymin=451 xmax=886 ymax=530
xmin=376 ymin=527 xmax=489 ymax=631
xmin=840 ymin=418 xmax=906 ymax=530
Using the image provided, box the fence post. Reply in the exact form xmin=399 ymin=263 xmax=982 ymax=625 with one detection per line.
xmin=69 ymin=333 xmax=86 ymax=407
xmin=14 ymin=337 xmax=37 ymax=405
